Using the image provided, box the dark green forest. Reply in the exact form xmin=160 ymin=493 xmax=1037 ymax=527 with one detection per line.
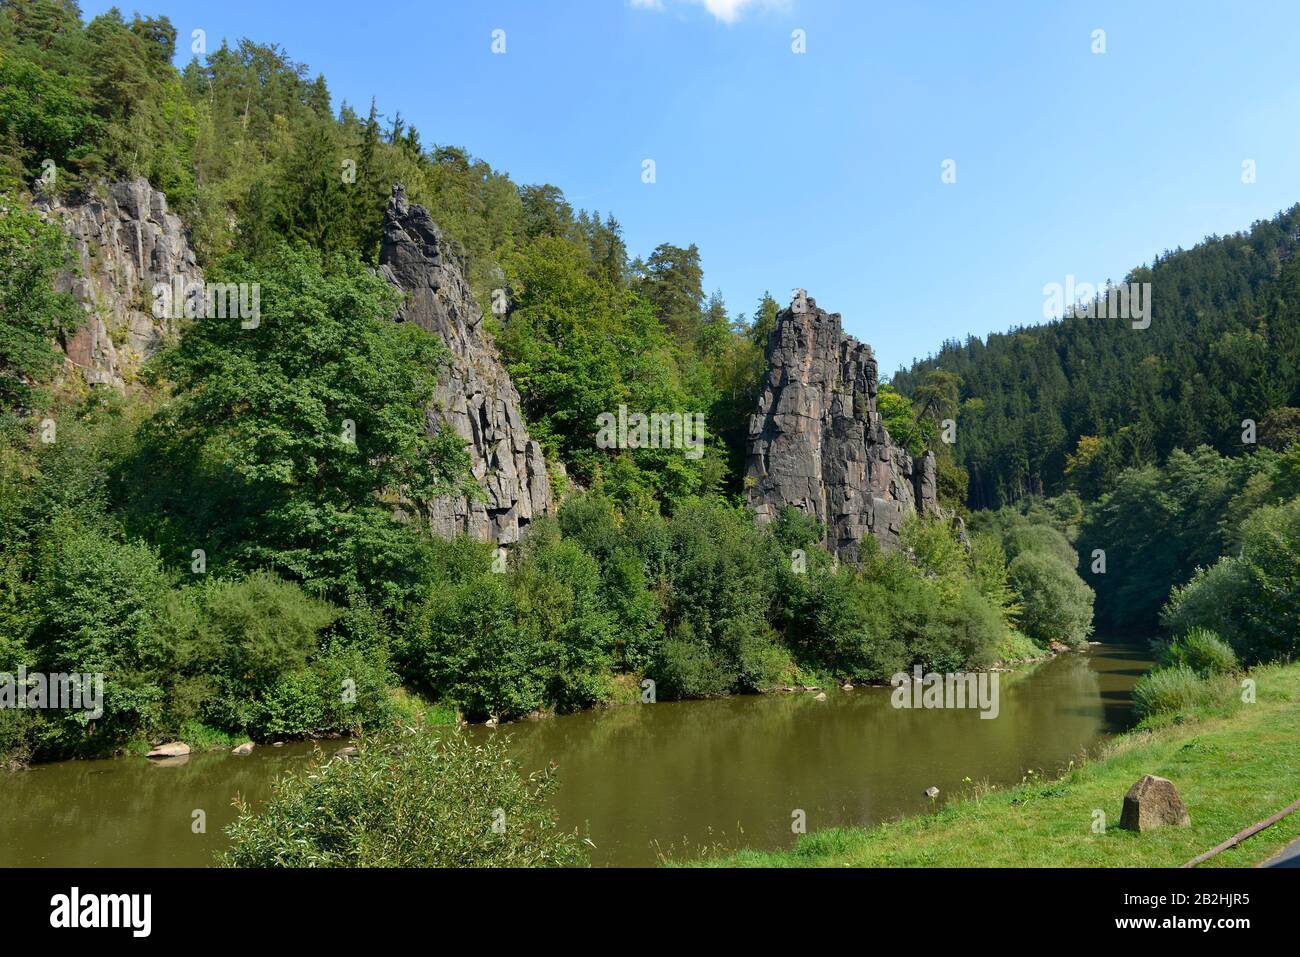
xmin=892 ymin=207 xmax=1300 ymax=510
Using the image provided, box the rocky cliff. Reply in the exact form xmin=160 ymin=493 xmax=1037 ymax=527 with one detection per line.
xmin=36 ymin=178 xmax=200 ymax=388
xmin=379 ymin=183 xmax=554 ymax=544
xmin=746 ymin=291 xmax=939 ymax=560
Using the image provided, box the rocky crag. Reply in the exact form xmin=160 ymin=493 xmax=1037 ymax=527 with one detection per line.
xmin=379 ymin=183 xmax=554 ymax=544
xmin=36 ymin=178 xmax=200 ymax=388
xmin=746 ymin=291 xmax=939 ymax=560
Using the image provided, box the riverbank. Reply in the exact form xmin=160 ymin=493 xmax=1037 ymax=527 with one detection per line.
xmin=699 ymin=661 xmax=1300 ymax=868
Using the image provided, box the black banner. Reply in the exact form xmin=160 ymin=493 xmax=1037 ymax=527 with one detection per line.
xmin=0 ymin=866 xmax=1290 ymax=942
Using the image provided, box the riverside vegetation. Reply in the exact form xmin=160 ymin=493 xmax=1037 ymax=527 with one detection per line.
xmin=1 ymin=3 xmax=1298 ymax=867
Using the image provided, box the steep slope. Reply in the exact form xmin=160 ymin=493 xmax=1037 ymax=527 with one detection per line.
xmin=746 ymin=291 xmax=939 ymax=560
xmin=379 ymin=184 xmax=554 ymax=544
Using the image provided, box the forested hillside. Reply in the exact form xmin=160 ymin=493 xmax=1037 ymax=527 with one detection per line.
xmin=893 ymin=209 xmax=1300 ymax=509
xmin=0 ymin=0 xmax=780 ymax=504
xmin=3 ymin=2 xmax=1080 ymax=767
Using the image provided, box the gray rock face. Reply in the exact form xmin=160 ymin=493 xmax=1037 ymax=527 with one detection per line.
xmin=746 ymin=292 xmax=939 ymax=560
xmin=379 ymin=184 xmax=553 ymax=545
xmin=36 ymin=178 xmax=201 ymax=388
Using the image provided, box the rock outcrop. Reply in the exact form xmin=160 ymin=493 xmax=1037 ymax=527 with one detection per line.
xmin=379 ymin=184 xmax=553 ymax=545
xmin=36 ymin=178 xmax=201 ymax=388
xmin=746 ymin=291 xmax=939 ymax=560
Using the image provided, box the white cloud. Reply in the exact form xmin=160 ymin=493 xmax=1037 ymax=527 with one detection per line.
xmin=631 ymin=0 xmax=788 ymax=24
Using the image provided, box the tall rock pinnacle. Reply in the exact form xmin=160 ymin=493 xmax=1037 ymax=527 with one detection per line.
xmin=379 ymin=183 xmax=553 ymax=544
xmin=746 ymin=292 xmax=939 ymax=560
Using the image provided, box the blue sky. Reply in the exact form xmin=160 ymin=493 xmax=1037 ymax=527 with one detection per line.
xmin=83 ymin=0 xmax=1300 ymax=374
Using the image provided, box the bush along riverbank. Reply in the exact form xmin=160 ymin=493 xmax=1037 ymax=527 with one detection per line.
xmin=697 ymin=660 xmax=1300 ymax=868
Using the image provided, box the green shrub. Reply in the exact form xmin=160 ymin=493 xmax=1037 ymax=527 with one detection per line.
xmin=1002 ymin=523 xmax=1077 ymax=567
xmin=1007 ymin=550 xmax=1094 ymax=647
xmin=1162 ymin=627 xmax=1239 ymax=676
xmin=29 ymin=521 xmax=175 ymax=749
xmin=181 ymin=571 xmax=337 ymax=685
xmin=650 ymin=626 xmax=734 ymax=699
xmin=645 ymin=499 xmax=785 ymax=695
xmin=511 ymin=527 xmax=618 ymax=712
xmin=1161 ymin=559 xmax=1253 ymax=651
xmin=220 ymin=724 xmax=585 ymax=867
xmin=403 ymin=524 xmax=619 ymax=719
xmin=158 ymin=572 xmax=390 ymax=741
xmin=782 ymin=516 xmax=1010 ymax=680
xmin=794 ymin=570 xmax=904 ymax=681
xmin=928 ymin=583 xmax=1006 ymax=672
xmin=403 ymin=558 xmax=541 ymax=720
xmin=968 ymin=532 xmax=1020 ymax=626
xmin=1161 ymin=498 xmax=1300 ymax=665
xmin=1133 ymin=665 xmax=1234 ymax=721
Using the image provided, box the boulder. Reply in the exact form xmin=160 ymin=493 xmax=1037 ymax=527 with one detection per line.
xmin=814 ymin=692 xmax=828 ymax=702
xmin=231 ymin=742 xmax=254 ymax=756
xmin=146 ymin=741 xmax=190 ymax=759
xmin=1119 ymin=774 xmax=1191 ymax=831
xmin=334 ymin=746 xmax=359 ymax=760
xmin=745 ymin=293 xmax=940 ymax=559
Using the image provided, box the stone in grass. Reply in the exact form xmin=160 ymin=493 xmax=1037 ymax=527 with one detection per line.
xmin=1120 ymin=774 xmax=1191 ymax=832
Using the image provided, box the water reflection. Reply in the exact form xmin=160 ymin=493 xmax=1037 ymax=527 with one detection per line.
xmin=0 ymin=643 xmax=1151 ymax=867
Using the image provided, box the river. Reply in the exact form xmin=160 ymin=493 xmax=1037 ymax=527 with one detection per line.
xmin=0 ymin=642 xmax=1152 ymax=867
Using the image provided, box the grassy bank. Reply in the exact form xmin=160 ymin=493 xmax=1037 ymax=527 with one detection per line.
xmin=701 ymin=662 xmax=1300 ymax=868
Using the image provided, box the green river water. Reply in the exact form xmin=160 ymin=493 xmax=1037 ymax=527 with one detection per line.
xmin=0 ymin=642 xmax=1152 ymax=867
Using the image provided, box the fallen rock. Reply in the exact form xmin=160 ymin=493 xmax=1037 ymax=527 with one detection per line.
xmin=231 ymin=742 xmax=254 ymax=756
xmin=841 ymin=682 xmax=854 ymax=690
xmin=1120 ymin=774 xmax=1191 ymax=832
xmin=146 ymin=741 xmax=190 ymax=759
xmin=924 ymin=786 xmax=940 ymax=799
xmin=814 ymin=692 xmax=828 ymax=702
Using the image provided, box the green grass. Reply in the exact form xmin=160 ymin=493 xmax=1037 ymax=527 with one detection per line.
xmin=697 ymin=662 xmax=1300 ymax=868
xmin=993 ymin=628 xmax=1046 ymax=665
xmin=390 ymin=687 xmax=459 ymax=726
xmin=176 ymin=720 xmax=242 ymax=751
